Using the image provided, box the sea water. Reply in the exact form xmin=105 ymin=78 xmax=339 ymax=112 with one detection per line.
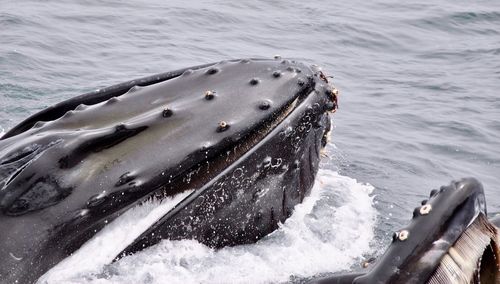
xmin=1 ymin=0 xmax=499 ymax=282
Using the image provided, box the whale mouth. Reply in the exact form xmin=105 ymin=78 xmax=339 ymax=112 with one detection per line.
xmin=368 ymin=179 xmax=500 ymax=284
xmin=114 ymin=62 xmax=338 ymax=256
xmin=427 ymin=213 xmax=500 ymax=284
xmin=316 ymin=179 xmax=500 ymax=284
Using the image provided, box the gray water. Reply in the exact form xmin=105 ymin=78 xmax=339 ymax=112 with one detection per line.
xmin=1 ymin=0 xmax=499 ymax=282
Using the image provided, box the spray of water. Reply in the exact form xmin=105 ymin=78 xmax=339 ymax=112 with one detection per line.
xmin=39 ymin=169 xmax=376 ymax=284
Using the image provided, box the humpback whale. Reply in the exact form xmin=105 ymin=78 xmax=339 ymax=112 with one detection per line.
xmin=313 ymin=178 xmax=500 ymax=284
xmin=0 ymin=58 xmax=338 ymax=283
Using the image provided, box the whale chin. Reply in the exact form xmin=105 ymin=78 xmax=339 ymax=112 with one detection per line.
xmin=0 ymin=58 xmax=338 ymax=283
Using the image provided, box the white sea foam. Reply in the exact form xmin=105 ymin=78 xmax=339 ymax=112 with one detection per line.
xmin=39 ymin=170 xmax=376 ymax=284
xmin=38 ymin=190 xmax=194 ymax=283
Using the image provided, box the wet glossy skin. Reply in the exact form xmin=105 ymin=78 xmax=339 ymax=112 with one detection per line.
xmin=312 ymin=178 xmax=488 ymax=284
xmin=0 ymin=58 xmax=336 ymax=283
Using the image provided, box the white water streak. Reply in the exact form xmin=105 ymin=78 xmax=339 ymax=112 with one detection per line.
xmin=38 ymin=190 xmax=194 ymax=283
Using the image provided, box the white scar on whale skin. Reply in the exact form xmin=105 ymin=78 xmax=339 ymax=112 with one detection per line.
xmin=38 ymin=189 xmax=194 ymax=283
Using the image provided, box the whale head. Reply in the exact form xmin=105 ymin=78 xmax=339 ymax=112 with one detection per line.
xmin=314 ymin=178 xmax=500 ymax=284
xmin=0 ymin=58 xmax=338 ymax=283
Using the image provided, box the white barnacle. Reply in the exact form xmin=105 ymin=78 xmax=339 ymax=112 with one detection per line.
xmin=420 ymin=204 xmax=432 ymax=215
xmin=398 ymin=230 xmax=409 ymax=241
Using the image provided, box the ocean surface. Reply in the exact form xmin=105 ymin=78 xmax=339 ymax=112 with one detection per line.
xmin=1 ymin=0 xmax=499 ymax=283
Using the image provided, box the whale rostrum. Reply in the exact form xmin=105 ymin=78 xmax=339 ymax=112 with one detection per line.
xmin=0 ymin=58 xmax=338 ymax=283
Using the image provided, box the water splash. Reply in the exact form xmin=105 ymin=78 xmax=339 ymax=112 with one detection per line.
xmin=39 ymin=169 xmax=376 ymax=284
xmin=38 ymin=190 xmax=194 ymax=283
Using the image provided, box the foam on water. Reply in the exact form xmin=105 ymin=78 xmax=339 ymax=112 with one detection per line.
xmin=38 ymin=190 xmax=195 ymax=283
xmin=39 ymin=169 xmax=376 ymax=284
